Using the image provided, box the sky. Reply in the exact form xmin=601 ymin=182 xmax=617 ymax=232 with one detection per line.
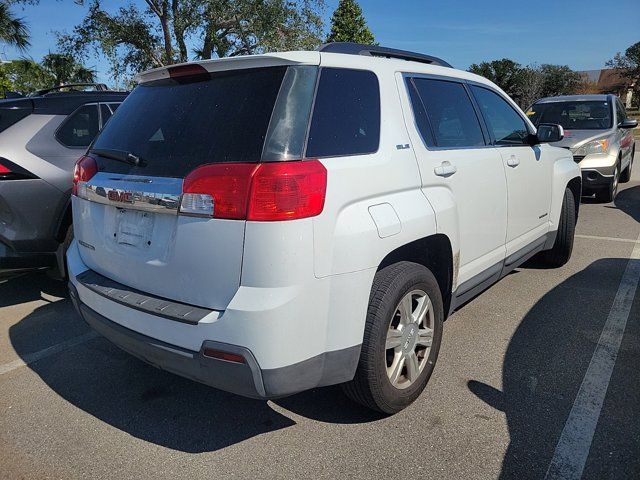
xmin=2 ymin=0 xmax=639 ymax=86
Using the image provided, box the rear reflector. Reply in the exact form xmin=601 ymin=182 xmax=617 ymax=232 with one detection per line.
xmin=72 ymin=155 xmax=98 ymax=196
xmin=181 ymin=160 xmax=327 ymax=221
xmin=202 ymin=348 xmax=246 ymax=364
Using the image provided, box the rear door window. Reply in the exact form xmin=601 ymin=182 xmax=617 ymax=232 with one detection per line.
xmin=305 ymin=68 xmax=380 ymax=158
xmin=92 ymin=67 xmax=287 ymax=177
xmin=56 ymin=103 xmax=100 ymax=147
xmin=99 ymin=104 xmax=113 ymax=127
xmin=408 ymin=78 xmax=485 ymax=148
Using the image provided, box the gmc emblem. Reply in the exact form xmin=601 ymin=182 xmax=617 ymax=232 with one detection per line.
xmin=107 ymin=190 xmax=133 ymax=203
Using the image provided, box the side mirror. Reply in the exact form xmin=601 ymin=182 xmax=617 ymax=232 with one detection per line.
xmin=619 ymin=119 xmax=638 ymax=129
xmin=536 ymin=123 xmax=564 ymax=143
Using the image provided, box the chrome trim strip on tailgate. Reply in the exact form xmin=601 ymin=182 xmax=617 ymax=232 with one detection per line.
xmin=76 ymin=269 xmax=213 ymax=324
xmin=81 ymin=172 xmax=182 ymax=215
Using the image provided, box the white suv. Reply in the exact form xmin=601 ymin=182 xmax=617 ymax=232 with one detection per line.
xmin=67 ymin=43 xmax=581 ymax=414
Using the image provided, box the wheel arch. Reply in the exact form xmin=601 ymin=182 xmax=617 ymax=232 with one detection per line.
xmin=567 ymin=176 xmax=581 ymax=222
xmin=378 ymin=234 xmax=454 ymax=317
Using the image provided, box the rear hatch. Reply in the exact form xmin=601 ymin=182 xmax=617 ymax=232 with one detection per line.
xmin=73 ymin=60 xmax=319 ymax=310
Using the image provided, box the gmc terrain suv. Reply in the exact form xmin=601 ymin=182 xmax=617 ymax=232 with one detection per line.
xmin=67 ymin=43 xmax=581 ymax=413
xmin=527 ymin=94 xmax=637 ymax=202
xmin=0 ymin=84 xmax=127 ymax=275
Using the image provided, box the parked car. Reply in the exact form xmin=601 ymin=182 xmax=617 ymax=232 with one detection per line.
xmin=67 ymin=43 xmax=580 ymax=414
xmin=526 ymin=94 xmax=637 ymax=202
xmin=0 ymin=84 xmax=128 ymax=276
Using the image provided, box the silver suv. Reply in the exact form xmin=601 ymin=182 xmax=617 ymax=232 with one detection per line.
xmin=0 ymin=85 xmax=127 ymax=275
xmin=527 ymin=94 xmax=637 ymax=202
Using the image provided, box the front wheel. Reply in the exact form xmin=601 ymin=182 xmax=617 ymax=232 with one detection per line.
xmin=537 ymin=187 xmax=576 ymax=267
xmin=342 ymin=262 xmax=444 ymax=414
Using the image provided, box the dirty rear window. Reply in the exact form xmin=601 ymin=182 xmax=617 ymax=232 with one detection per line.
xmin=91 ymin=67 xmax=287 ymax=177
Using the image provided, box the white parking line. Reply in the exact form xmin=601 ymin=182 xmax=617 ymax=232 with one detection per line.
xmin=0 ymin=331 xmax=99 ymax=376
xmin=575 ymin=234 xmax=640 ymax=244
xmin=545 ymin=232 xmax=640 ymax=480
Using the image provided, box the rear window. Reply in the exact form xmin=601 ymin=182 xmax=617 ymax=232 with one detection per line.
xmin=305 ymin=68 xmax=380 ymax=158
xmin=526 ymin=101 xmax=612 ymax=130
xmin=92 ymin=67 xmax=287 ymax=177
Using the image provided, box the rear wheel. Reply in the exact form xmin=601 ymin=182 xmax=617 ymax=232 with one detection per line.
xmin=620 ymin=149 xmax=634 ymax=183
xmin=342 ymin=262 xmax=443 ymax=414
xmin=537 ymin=187 xmax=576 ymax=267
xmin=595 ymin=162 xmax=619 ymax=203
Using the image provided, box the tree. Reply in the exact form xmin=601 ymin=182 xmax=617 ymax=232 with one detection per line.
xmin=539 ymin=64 xmax=581 ymax=97
xmin=607 ymin=41 xmax=640 ymax=81
xmin=326 ymin=0 xmax=374 ymax=45
xmin=516 ymin=65 xmax=544 ymax=109
xmin=0 ymin=0 xmax=30 ymax=51
xmin=57 ymin=0 xmax=326 ymax=85
xmin=468 ymin=59 xmax=523 ymax=99
xmin=0 ymin=53 xmax=96 ymax=94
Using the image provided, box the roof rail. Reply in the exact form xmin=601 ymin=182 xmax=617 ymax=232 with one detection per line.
xmin=317 ymin=42 xmax=452 ymax=68
xmin=30 ymin=83 xmax=110 ymax=97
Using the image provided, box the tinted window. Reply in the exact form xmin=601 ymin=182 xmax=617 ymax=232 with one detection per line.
xmin=616 ymin=100 xmax=626 ymax=124
xmin=526 ymin=100 xmax=612 ymax=130
xmin=306 ymin=68 xmax=380 ymax=158
xmin=472 ymin=86 xmax=529 ymax=145
xmin=92 ymin=67 xmax=286 ymax=177
xmin=56 ymin=104 xmax=100 ymax=147
xmin=410 ymin=78 xmax=485 ymax=148
xmin=100 ymin=104 xmax=112 ymax=127
xmin=0 ymin=105 xmax=32 ymax=133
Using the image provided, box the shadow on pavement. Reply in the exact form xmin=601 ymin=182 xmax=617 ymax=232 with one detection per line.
xmin=6 ymin=273 xmax=381 ymax=454
xmin=612 ymin=184 xmax=640 ymax=223
xmin=468 ymin=257 xmax=639 ymax=479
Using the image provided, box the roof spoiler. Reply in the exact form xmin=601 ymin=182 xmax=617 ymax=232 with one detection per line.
xmin=317 ymin=42 xmax=452 ymax=68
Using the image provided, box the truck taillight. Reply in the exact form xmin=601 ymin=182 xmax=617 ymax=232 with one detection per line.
xmin=72 ymin=155 xmax=98 ymax=196
xmin=181 ymin=160 xmax=327 ymax=221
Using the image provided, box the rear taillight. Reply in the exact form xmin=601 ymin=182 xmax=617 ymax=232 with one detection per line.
xmin=181 ymin=160 xmax=327 ymax=221
xmin=72 ymin=155 xmax=98 ymax=196
xmin=0 ymin=164 xmax=10 ymax=174
xmin=0 ymin=157 xmax=37 ymax=180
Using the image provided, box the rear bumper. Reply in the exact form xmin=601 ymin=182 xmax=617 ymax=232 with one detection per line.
xmin=0 ymin=241 xmax=55 ymax=269
xmin=68 ymin=274 xmax=361 ymax=399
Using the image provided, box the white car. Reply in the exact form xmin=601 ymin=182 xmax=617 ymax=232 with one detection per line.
xmin=67 ymin=43 xmax=581 ymax=414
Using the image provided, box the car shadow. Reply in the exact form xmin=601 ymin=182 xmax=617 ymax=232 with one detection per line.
xmin=467 ymin=257 xmax=637 ymax=479
xmin=6 ymin=273 xmax=382 ymax=454
xmin=611 ymin=184 xmax=640 ymax=223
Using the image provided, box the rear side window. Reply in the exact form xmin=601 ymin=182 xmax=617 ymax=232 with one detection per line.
xmin=0 ymin=106 xmax=32 ymax=134
xmin=305 ymin=68 xmax=380 ymax=158
xmin=408 ymin=78 xmax=485 ymax=148
xmin=92 ymin=67 xmax=287 ymax=177
xmin=56 ymin=104 xmax=100 ymax=147
xmin=471 ymin=86 xmax=530 ymax=145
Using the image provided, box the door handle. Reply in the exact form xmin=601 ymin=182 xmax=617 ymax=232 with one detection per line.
xmin=506 ymin=155 xmax=519 ymax=167
xmin=434 ymin=161 xmax=457 ymax=177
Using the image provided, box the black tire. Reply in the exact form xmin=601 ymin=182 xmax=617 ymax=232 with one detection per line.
xmin=620 ymin=149 xmax=634 ymax=183
xmin=537 ymin=188 xmax=576 ymax=267
xmin=341 ymin=262 xmax=444 ymax=414
xmin=595 ymin=162 xmax=620 ymax=203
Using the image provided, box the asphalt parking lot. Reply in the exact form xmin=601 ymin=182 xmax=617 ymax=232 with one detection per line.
xmin=1 ymin=150 xmax=639 ymax=480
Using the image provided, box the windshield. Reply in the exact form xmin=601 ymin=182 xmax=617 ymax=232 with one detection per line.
xmin=91 ymin=66 xmax=287 ymax=178
xmin=526 ymin=101 xmax=612 ymax=130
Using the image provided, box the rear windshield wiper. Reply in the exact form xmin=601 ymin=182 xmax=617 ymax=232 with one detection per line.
xmin=90 ymin=148 xmax=147 ymax=167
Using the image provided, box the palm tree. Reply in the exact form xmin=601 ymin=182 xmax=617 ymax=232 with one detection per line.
xmin=0 ymin=1 xmax=30 ymax=51
xmin=41 ymin=53 xmax=96 ymax=85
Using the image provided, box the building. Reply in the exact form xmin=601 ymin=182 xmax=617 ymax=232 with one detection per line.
xmin=578 ymin=69 xmax=637 ymax=108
